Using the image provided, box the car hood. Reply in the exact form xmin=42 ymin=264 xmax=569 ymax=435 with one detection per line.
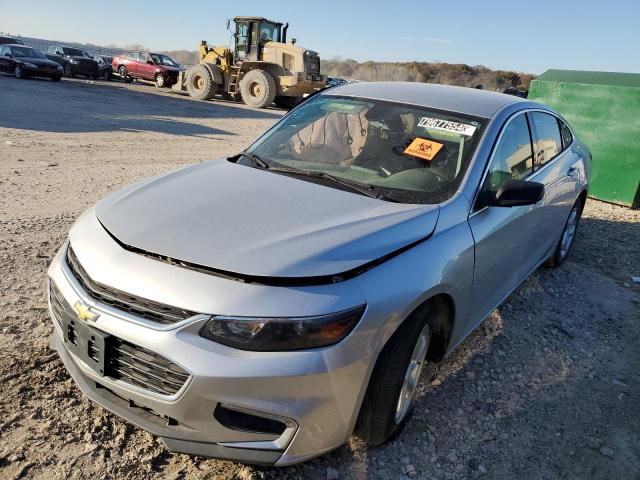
xmin=67 ymin=55 xmax=96 ymax=62
xmin=95 ymin=160 xmax=440 ymax=279
xmin=162 ymin=66 xmax=181 ymax=73
xmin=18 ymin=56 xmax=61 ymax=68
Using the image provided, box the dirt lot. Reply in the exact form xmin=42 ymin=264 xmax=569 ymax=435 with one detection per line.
xmin=1 ymin=75 xmax=639 ymax=480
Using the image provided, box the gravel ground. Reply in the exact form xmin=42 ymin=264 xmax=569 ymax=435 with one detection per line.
xmin=1 ymin=75 xmax=639 ymax=480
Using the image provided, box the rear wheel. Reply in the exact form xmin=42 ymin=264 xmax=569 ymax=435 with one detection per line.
xmin=545 ymin=196 xmax=584 ymax=267
xmin=240 ymin=69 xmax=276 ymax=109
xmin=118 ymin=65 xmax=132 ymax=83
xmin=64 ymin=64 xmax=72 ymax=77
xmin=355 ymin=306 xmax=433 ymax=445
xmin=155 ymin=72 xmax=165 ymax=88
xmin=274 ymin=95 xmax=302 ymax=110
xmin=186 ymin=65 xmax=217 ymax=100
xmin=14 ymin=65 xmax=25 ymax=79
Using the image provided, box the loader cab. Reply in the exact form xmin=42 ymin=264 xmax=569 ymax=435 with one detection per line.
xmin=233 ymin=16 xmax=285 ymax=63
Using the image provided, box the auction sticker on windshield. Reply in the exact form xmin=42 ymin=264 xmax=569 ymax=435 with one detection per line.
xmin=418 ymin=117 xmax=477 ymax=136
xmin=404 ymin=138 xmax=444 ymax=161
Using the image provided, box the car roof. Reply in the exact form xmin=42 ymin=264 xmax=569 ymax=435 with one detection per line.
xmin=2 ymin=43 xmax=26 ymax=47
xmin=324 ymin=82 xmax=533 ymax=119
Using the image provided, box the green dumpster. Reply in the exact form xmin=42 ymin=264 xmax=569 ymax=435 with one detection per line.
xmin=528 ymin=69 xmax=640 ymax=208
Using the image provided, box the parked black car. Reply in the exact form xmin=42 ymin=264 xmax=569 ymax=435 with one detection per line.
xmin=0 ymin=44 xmax=63 ymax=81
xmin=46 ymin=45 xmax=99 ymax=79
xmin=94 ymin=55 xmax=113 ymax=80
xmin=0 ymin=36 xmax=24 ymax=45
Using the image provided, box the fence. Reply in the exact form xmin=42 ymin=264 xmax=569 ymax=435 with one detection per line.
xmin=1 ymin=33 xmax=123 ymax=57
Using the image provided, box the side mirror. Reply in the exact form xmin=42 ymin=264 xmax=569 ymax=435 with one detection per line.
xmin=147 ymin=60 xmax=154 ymax=65
xmin=484 ymin=179 xmax=544 ymax=207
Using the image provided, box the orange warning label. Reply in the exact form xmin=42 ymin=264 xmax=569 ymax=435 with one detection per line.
xmin=403 ymin=138 xmax=444 ymax=161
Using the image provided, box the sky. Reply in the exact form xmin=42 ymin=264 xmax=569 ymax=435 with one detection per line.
xmin=1 ymin=0 xmax=639 ymax=74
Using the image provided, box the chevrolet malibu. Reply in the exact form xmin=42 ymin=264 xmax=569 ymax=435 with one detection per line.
xmin=48 ymin=82 xmax=590 ymax=465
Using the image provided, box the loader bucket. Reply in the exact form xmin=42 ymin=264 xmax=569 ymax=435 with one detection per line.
xmin=172 ymin=70 xmax=187 ymax=93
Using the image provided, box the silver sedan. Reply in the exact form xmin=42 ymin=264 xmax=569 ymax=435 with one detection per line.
xmin=47 ymin=82 xmax=590 ymax=465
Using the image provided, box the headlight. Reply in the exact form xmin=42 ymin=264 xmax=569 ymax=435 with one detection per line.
xmin=199 ymin=305 xmax=366 ymax=351
xmin=69 ymin=59 xmax=78 ymax=64
xmin=23 ymin=62 xmax=38 ymax=68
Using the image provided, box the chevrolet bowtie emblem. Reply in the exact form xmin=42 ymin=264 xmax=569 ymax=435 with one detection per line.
xmin=74 ymin=301 xmax=99 ymax=322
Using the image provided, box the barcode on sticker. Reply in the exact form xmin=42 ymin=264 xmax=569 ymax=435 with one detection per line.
xmin=418 ymin=117 xmax=477 ymax=136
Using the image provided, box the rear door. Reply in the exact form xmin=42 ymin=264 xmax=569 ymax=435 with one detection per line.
xmin=127 ymin=51 xmax=140 ymax=76
xmin=0 ymin=46 xmax=14 ymax=72
xmin=468 ymin=112 xmax=537 ymax=321
xmin=525 ymin=112 xmax=581 ymax=265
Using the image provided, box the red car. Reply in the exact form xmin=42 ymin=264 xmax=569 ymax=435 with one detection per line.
xmin=112 ymin=51 xmax=182 ymax=87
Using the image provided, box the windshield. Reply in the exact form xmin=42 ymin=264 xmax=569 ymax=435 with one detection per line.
xmin=12 ymin=46 xmax=46 ymax=59
xmin=248 ymin=95 xmax=485 ymax=204
xmin=151 ymin=54 xmax=178 ymax=67
xmin=62 ymin=47 xmax=88 ymax=57
xmin=259 ymin=22 xmax=280 ymax=42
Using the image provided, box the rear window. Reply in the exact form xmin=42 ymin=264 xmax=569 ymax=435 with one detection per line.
xmin=529 ymin=112 xmax=562 ymax=168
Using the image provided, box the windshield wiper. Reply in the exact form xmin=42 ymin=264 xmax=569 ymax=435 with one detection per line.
xmin=268 ymin=167 xmax=397 ymax=202
xmin=239 ymin=151 xmax=270 ymax=169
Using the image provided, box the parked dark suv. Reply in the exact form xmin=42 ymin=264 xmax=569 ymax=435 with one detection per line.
xmin=46 ymin=45 xmax=99 ymax=79
xmin=94 ymin=55 xmax=113 ymax=80
xmin=112 ymin=51 xmax=181 ymax=87
xmin=0 ymin=36 xmax=24 ymax=45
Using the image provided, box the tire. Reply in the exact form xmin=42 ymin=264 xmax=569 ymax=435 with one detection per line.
xmin=186 ymin=65 xmax=217 ymax=101
xmin=355 ymin=305 xmax=433 ymax=446
xmin=274 ymin=95 xmax=302 ymax=110
xmin=64 ymin=64 xmax=72 ymax=77
xmin=545 ymin=196 xmax=584 ymax=268
xmin=118 ymin=65 xmax=132 ymax=83
xmin=155 ymin=72 xmax=165 ymax=88
xmin=14 ymin=65 xmax=25 ymax=79
xmin=51 ymin=76 xmax=61 ymax=82
xmin=240 ymin=69 xmax=276 ymax=108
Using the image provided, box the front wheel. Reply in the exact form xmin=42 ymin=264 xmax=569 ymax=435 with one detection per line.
xmin=240 ymin=69 xmax=276 ymax=108
xmin=155 ymin=72 xmax=165 ymax=88
xmin=545 ymin=197 xmax=584 ymax=267
xmin=14 ymin=65 xmax=25 ymax=79
xmin=355 ymin=308 xmax=432 ymax=445
xmin=185 ymin=65 xmax=217 ymax=100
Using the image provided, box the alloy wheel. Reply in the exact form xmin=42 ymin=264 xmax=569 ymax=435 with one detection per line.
xmin=395 ymin=324 xmax=430 ymax=423
xmin=14 ymin=65 xmax=22 ymax=79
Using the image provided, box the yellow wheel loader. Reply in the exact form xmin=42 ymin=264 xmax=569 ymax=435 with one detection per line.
xmin=172 ymin=17 xmax=327 ymax=109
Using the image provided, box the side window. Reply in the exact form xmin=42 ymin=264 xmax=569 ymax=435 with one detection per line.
xmin=0 ymin=47 xmax=7 ymax=55
xmin=558 ymin=119 xmax=573 ymax=150
xmin=140 ymin=52 xmax=151 ymax=63
xmin=529 ymin=112 xmax=562 ymax=168
xmin=128 ymin=51 xmax=140 ymax=61
xmin=481 ymin=113 xmax=534 ymax=198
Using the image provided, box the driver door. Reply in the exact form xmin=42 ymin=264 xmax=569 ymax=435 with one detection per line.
xmin=234 ymin=21 xmax=251 ymax=63
xmin=468 ymin=112 xmax=538 ymax=325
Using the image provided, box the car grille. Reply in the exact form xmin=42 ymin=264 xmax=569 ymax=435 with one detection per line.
xmin=49 ymin=280 xmax=190 ymax=396
xmin=49 ymin=281 xmax=69 ymax=329
xmin=108 ymin=338 xmax=190 ymax=395
xmin=66 ymin=245 xmax=197 ymax=325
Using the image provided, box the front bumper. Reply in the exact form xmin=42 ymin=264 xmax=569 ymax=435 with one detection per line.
xmin=47 ymin=219 xmax=375 ymax=465
xmin=23 ymin=65 xmax=62 ymax=78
